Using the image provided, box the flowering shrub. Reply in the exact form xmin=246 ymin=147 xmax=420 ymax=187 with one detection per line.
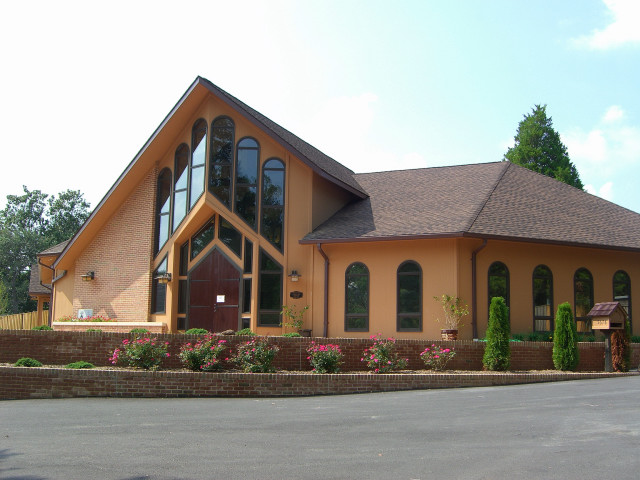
xmin=361 ymin=335 xmax=408 ymax=373
xmin=306 ymin=342 xmax=343 ymax=373
xmin=420 ymin=344 xmax=456 ymax=371
xmin=57 ymin=315 xmax=114 ymax=322
xmin=109 ymin=336 xmax=170 ymax=370
xmin=231 ymin=338 xmax=279 ymax=373
xmin=179 ymin=336 xmax=227 ymax=371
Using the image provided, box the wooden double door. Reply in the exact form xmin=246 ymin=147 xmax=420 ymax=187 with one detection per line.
xmin=188 ymin=249 xmax=241 ymax=332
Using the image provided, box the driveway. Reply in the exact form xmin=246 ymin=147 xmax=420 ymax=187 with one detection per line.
xmin=1 ymin=376 xmax=639 ymax=479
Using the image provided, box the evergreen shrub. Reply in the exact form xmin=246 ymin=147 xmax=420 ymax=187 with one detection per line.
xmin=185 ymin=328 xmax=209 ymax=335
xmin=483 ymin=297 xmax=511 ymax=371
xmin=14 ymin=357 xmax=42 ymax=367
xmin=552 ymin=302 xmax=579 ymax=371
xmin=65 ymin=361 xmax=95 ymax=369
xmin=32 ymin=325 xmax=53 ymax=331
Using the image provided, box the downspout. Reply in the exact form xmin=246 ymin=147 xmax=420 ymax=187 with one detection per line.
xmin=316 ymin=243 xmax=330 ymax=338
xmin=471 ymin=239 xmax=488 ymax=339
xmin=37 ymin=259 xmax=54 ymax=327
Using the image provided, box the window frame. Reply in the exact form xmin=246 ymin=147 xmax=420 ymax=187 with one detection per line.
xmin=154 ymin=167 xmax=172 ymax=255
xmin=488 ymin=261 xmax=510 ymax=320
xmin=172 ymin=143 xmax=190 ymax=233
xmin=234 ymin=137 xmax=260 ymax=229
xmin=532 ymin=264 xmax=554 ymax=332
xmin=260 ymin=158 xmax=286 ymax=251
xmin=345 ymin=262 xmax=370 ymax=332
xmin=574 ymin=267 xmax=594 ymax=332
xmin=396 ymin=261 xmax=422 ymax=332
xmin=613 ymin=270 xmax=632 ymax=329
xmin=209 ymin=116 xmax=235 ymax=208
xmin=257 ymin=248 xmax=283 ymax=327
xmin=151 ymin=256 xmax=168 ymax=314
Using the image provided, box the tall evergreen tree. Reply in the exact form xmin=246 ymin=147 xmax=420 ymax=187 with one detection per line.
xmin=552 ymin=302 xmax=580 ymax=371
xmin=483 ymin=297 xmax=511 ymax=371
xmin=504 ymin=105 xmax=584 ymax=190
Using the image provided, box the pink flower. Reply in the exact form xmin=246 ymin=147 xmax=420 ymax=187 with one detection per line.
xmin=122 ymin=339 xmax=129 ymax=345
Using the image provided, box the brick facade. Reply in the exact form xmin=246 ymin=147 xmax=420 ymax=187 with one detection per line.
xmin=72 ymin=167 xmax=156 ymax=322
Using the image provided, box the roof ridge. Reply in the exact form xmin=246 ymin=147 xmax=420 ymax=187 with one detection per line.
xmin=353 ymin=161 xmax=504 ymax=177
xmin=464 ymin=161 xmax=511 ymax=232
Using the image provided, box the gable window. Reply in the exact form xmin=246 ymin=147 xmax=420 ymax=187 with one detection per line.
xmin=488 ymin=261 xmax=510 ymax=318
xmin=258 ymin=249 xmax=282 ymax=326
xmin=154 ymin=168 xmax=172 ymax=254
xmin=235 ymin=137 xmax=259 ymax=228
xmin=190 ymin=217 xmax=215 ymax=260
xmin=397 ymin=261 xmax=422 ymax=331
xmin=533 ymin=265 xmax=553 ymax=332
xmin=345 ymin=262 xmax=369 ymax=332
xmin=613 ymin=270 xmax=632 ymax=328
xmin=189 ymin=119 xmax=207 ymax=209
xmin=574 ymin=268 xmax=594 ymax=332
xmin=173 ymin=143 xmax=190 ymax=232
xmin=151 ymin=256 xmax=168 ymax=314
xmin=209 ymin=116 xmax=234 ymax=207
xmin=219 ymin=216 xmax=242 ymax=258
xmin=261 ymin=158 xmax=285 ymax=251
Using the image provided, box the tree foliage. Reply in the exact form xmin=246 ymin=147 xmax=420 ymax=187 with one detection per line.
xmin=483 ymin=296 xmax=511 ymax=371
xmin=0 ymin=186 xmax=90 ymax=314
xmin=504 ymin=105 xmax=584 ymax=190
xmin=552 ymin=302 xmax=580 ymax=371
xmin=611 ymin=319 xmax=631 ymax=372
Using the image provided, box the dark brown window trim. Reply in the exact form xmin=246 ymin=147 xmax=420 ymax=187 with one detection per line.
xmin=396 ymin=260 xmax=422 ymax=332
xmin=345 ymin=262 xmax=369 ymax=332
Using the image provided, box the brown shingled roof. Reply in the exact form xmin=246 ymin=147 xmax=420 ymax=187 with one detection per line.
xmin=302 ymin=161 xmax=640 ymax=252
xmin=37 ymin=240 xmax=70 ymax=257
xmin=28 ymin=264 xmax=51 ymax=296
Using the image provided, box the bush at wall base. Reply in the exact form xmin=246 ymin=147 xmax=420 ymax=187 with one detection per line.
xmin=109 ymin=336 xmax=170 ymax=370
xmin=361 ymin=335 xmax=408 ymax=373
xmin=231 ymin=338 xmax=279 ymax=373
xmin=552 ymin=302 xmax=579 ymax=371
xmin=14 ymin=357 xmax=43 ymax=367
xmin=483 ymin=297 xmax=511 ymax=371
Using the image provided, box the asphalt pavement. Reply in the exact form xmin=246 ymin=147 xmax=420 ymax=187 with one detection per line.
xmin=1 ymin=376 xmax=639 ymax=479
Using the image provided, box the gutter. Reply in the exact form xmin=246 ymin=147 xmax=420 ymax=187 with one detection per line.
xmin=316 ymin=243 xmax=330 ymax=337
xmin=471 ymin=239 xmax=488 ymax=339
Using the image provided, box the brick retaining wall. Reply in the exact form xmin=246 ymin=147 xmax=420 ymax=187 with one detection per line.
xmin=1 ymin=330 xmax=639 ymax=372
xmin=1 ymin=366 xmax=635 ymax=400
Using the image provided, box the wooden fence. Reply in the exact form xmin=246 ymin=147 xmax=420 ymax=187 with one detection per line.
xmin=0 ymin=311 xmax=48 ymax=330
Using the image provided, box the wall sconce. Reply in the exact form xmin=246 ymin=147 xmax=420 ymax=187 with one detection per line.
xmin=155 ymin=272 xmax=172 ymax=284
xmin=81 ymin=271 xmax=95 ymax=282
xmin=288 ymin=270 xmax=301 ymax=282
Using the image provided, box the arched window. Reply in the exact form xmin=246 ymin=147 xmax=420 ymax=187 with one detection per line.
xmin=261 ymin=158 xmax=285 ymax=251
xmin=533 ymin=265 xmax=553 ymax=332
xmin=397 ymin=261 xmax=422 ymax=331
xmin=574 ymin=268 xmax=594 ymax=332
xmin=258 ymin=249 xmax=282 ymax=327
xmin=154 ymin=168 xmax=172 ymax=254
xmin=209 ymin=116 xmax=235 ymax=207
xmin=613 ymin=270 xmax=631 ymax=328
xmin=173 ymin=143 xmax=190 ymax=232
xmin=488 ymin=261 xmax=510 ymax=317
xmin=235 ymin=137 xmax=259 ymax=228
xmin=345 ymin=262 xmax=369 ymax=332
xmin=189 ymin=119 xmax=207 ymax=209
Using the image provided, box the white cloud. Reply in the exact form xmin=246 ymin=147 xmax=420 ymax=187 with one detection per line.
xmin=585 ymin=181 xmax=614 ymax=201
xmin=572 ymin=0 xmax=640 ymax=50
xmin=602 ymin=105 xmax=624 ymax=123
xmin=563 ymin=129 xmax=607 ymax=164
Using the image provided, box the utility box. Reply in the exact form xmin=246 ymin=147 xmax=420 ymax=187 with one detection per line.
xmin=588 ymin=302 xmax=627 ymax=330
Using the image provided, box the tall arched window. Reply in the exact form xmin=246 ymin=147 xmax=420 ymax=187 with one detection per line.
xmin=613 ymin=270 xmax=631 ymax=328
xmin=189 ymin=119 xmax=207 ymax=209
xmin=209 ymin=116 xmax=235 ymax=207
xmin=173 ymin=143 xmax=190 ymax=232
xmin=488 ymin=261 xmax=510 ymax=317
xmin=397 ymin=261 xmax=422 ymax=332
xmin=258 ymin=249 xmax=282 ymax=327
xmin=261 ymin=158 xmax=285 ymax=251
xmin=345 ymin=262 xmax=369 ymax=332
xmin=533 ymin=265 xmax=553 ymax=332
xmin=154 ymin=168 xmax=172 ymax=254
xmin=574 ymin=268 xmax=594 ymax=332
xmin=235 ymin=137 xmax=259 ymax=228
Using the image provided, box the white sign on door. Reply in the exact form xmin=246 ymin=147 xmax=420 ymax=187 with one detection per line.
xmin=217 ymin=295 xmax=226 ymax=303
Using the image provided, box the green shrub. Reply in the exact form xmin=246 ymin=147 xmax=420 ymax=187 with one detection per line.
xmin=185 ymin=328 xmax=209 ymax=335
xmin=577 ymin=333 xmax=596 ymax=342
xmin=85 ymin=328 xmax=102 ymax=333
xmin=282 ymin=332 xmax=302 ymax=338
xmin=552 ymin=302 xmax=579 ymax=371
xmin=14 ymin=357 xmax=42 ymax=367
xmin=631 ymin=335 xmax=640 ymax=343
xmin=483 ymin=297 xmax=510 ymax=371
xmin=129 ymin=328 xmax=150 ymax=334
xmin=231 ymin=338 xmax=279 ymax=373
xmin=611 ymin=319 xmax=631 ymax=372
xmin=179 ymin=336 xmax=227 ymax=371
xmin=306 ymin=342 xmax=343 ymax=373
xmin=236 ymin=328 xmax=256 ymax=336
xmin=361 ymin=334 xmax=408 ymax=373
xmin=511 ymin=333 xmax=525 ymax=342
xmin=110 ymin=336 xmax=170 ymax=370
xmin=65 ymin=361 xmax=95 ymax=369
xmin=32 ymin=325 xmax=53 ymax=331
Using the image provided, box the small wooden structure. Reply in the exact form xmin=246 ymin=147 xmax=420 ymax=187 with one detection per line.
xmin=588 ymin=302 xmax=627 ymax=372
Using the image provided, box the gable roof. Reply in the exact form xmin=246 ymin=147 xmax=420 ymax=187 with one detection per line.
xmin=302 ymin=161 xmax=640 ymax=252
xmin=587 ymin=302 xmax=627 ymax=318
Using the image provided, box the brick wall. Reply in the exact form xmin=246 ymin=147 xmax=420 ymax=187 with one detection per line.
xmin=72 ymin=167 xmax=156 ymax=322
xmin=0 ymin=367 xmax=634 ymax=400
xmin=2 ymin=330 xmax=638 ymax=372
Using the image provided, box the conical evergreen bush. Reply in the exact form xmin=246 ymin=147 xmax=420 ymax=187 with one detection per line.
xmin=483 ymin=297 xmax=510 ymax=371
xmin=552 ymin=302 xmax=579 ymax=371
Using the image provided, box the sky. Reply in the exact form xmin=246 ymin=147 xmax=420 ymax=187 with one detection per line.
xmin=1 ymin=0 xmax=639 ymax=214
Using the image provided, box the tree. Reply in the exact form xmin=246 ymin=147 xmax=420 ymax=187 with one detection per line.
xmin=504 ymin=105 xmax=584 ymax=190
xmin=483 ymin=296 xmax=511 ymax=371
xmin=552 ymin=302 xmax=579 ymax=371
xmin=0 ymin=186 xmax=90 ymax=314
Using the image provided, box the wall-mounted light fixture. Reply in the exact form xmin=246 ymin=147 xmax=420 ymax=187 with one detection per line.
xmin=155 ymin=272 xmax=172 ymax=284
xmin=288 ymin=270 xmax=301 ymax=282
xmin=81 ymin=271 xmax=95 ymax=282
